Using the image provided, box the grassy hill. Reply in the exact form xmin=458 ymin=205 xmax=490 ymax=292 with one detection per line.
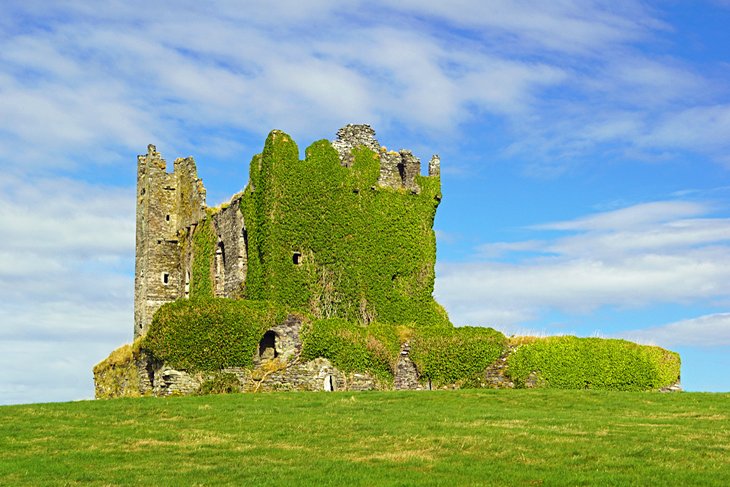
xmin=1 ymin=390 xmax=729 ymax=486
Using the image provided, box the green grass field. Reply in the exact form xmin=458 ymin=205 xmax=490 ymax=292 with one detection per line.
xmin=1 ymin=390 xmax=728 ymax=486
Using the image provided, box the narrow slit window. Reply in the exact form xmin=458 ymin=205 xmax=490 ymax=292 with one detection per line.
xmin=162 ymin=273 xmax=170 ymax=285
xmin=165 ymin=214 xmax=170 ymax=221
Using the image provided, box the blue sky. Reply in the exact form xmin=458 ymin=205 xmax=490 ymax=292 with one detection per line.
xmin=2 ymin=1 xmax=730 ymax=404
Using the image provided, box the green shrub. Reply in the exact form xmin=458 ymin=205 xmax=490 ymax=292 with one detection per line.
xmin=141 ymin=299 xmax=287 ymax=371
xmin=409 ymin=326 xmax=507 ymax=388
xmin=197 ymin=373 xmax=242 ymax=395
xmin=301 ymin=321 xmax=507 ymax=387
xmin=300 ymin=319 xmax=401 ymax=380
xmin=506 ymin=336 xmax=681 ymax=391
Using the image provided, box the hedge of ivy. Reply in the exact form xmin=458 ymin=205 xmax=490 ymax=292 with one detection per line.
xmin=300 ymin=319 xmax=402 ymax=381
xmin=409 ymin=326 xmax=507 ymax=388
xmin=300 ymin=320 xmax=507 ymax=386
xmin=141 ymin=298 xmax=287 ymax=371
xmin=239 ymin=131 xmax=449 ymax=327
xmin=506 ymin=336 xmax=681 ymax=391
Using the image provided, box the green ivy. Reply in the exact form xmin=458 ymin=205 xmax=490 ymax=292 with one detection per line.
xmin=239 ymin=131 xmax=449 ymax=328
xmin=506 ymin=336 xmax=681 ymax=391
xmin=190 ymin=215 xmax=216 ymax=300
xmin=141 ymin=298 xmax=286 ymax=371
xmin=300 ymin=320 xmax=507 ymax=387
xmin=409 ymin=326 xmax=507 ymax=388
xmin=300 ymin=319 xmax=401 ymax=381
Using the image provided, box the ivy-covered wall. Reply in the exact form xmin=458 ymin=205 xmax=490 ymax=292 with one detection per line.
xmin=239 ymin=131 xmax=449 ymax=327
xmin=142 ymin=298 xmax=287 ymax=371
xmin=506 ymin=336 xmax=681 ymax=391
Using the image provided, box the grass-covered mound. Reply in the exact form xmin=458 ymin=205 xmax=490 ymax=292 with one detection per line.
xmin=239 ymin=131 xmax=448 ymax=327
xmin=141 ymin=298 xmax=287 ymax=371
xmin=93 ymin=338 xmax=146 ymax=399
xmin=507 ymin=336 xmax=681 ymax=391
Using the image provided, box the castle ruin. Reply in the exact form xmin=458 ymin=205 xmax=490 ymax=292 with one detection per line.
xmin=133 ymin=124 xmax=440 ymax=337
xmin=95 ymin=123 xmax=681 ymax=398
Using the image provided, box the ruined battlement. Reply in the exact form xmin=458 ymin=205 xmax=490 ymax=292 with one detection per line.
xmin=332 ymin=123 xmax=440 ymax=193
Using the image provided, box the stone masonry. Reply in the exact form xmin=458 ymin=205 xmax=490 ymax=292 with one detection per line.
xmin=134 ymin=145 xmax=206 ymax=337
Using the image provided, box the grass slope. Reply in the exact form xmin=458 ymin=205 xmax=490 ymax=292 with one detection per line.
xmin=1 ymin=390 xmax=729 ymax=486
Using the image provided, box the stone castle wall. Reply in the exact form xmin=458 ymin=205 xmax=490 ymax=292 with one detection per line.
xmin=96 ymin=314 xmax=428 ymax=398
xmin=211 ymin=194 xmax=247 ymax=298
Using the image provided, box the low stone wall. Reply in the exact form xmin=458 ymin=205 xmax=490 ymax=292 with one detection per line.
xmin=483 ymin=346 xmax=517 ymax=389
xmin=128 ymin=356 xmax=383 ymax=397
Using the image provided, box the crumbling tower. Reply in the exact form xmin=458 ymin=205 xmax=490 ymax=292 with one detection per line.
xmin=134 ymin=145 xmax=206 ymax=337
xmin=331 ymin=124 xmax=440 ymax=193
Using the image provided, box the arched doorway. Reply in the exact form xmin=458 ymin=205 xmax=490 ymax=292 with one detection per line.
xmin=258 ymin=330 xmax=278 ymax=360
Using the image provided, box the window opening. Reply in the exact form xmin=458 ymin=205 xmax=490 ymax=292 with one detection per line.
xmin=293 ymin=252 xmax=302 ymax=265
xmin=162 ymin=273 xmax=169 ymax=285
xmin=215 ymin=241 xmax=225 ymax=296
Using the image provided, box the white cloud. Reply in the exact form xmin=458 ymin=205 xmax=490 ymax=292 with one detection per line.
xmin=621 ymin=313 xmax=730 ymax=347
xmin=641 ymin=104 xmax=730 ymax=152
xmin=387 ymin=0 xmax=658 ymax=55
xmin=437 ymin=200 xmax=730 ymax=329
xmin=5 ymin=0 xmax=725 ymax=173
xmin=534 ymin=201 xmax=707 ymax=231
xmin=0 ymin=175 xmax=133 ymax=404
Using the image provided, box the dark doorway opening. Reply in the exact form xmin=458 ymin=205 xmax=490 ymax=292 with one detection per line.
xmin=258 ymin=331 xmax=278 ymax=359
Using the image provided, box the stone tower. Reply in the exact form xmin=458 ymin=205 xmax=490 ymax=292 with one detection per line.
xmin=134 ymin=145 xmax=207 ymax=337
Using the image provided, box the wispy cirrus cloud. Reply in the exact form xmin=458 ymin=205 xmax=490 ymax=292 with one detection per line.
xmin=2 ymin=0 xmax=727 ymax=173
xmin=621 ymin=313 xmax=730 ymax=347
xmin=437 ymin=200 xmax=730 ymax=329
